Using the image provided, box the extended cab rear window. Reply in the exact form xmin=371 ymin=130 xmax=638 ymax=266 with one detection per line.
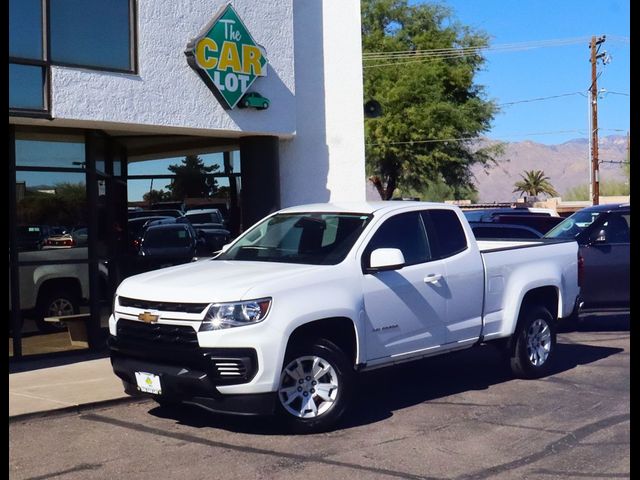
xmin=421 ymin=209 xmax=468 ymax=259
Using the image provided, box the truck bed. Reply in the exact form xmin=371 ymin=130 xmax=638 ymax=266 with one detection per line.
xmin=477 ymin=238 xmax=572 ymax=252
xmin=478 ymin=238 xmax=579 ymax=340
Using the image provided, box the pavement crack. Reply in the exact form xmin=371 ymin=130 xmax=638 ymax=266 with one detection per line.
xmin=24 ymin=463 xmax=102 ymax=480
xmin=81 ymin=413 xmax=444 ymax=480
xmin=454 ymin=413 xmax=630 ymax=480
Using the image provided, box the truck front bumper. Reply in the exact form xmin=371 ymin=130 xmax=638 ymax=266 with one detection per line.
xmin=109 ymin=335 xmax=277 ymax=416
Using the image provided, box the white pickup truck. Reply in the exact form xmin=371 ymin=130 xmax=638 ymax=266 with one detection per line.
xmin=109 ymin=202 xmax=580 ymax=432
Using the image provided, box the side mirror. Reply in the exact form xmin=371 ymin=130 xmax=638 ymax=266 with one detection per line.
xmin=368 ymin=248 xmax=405 ymax=272
xmin=220 ymin=243 xmax=231 ymax=253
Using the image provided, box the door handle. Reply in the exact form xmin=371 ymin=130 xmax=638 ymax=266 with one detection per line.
xmin=424 ymin=273 xmax=443 ymax=284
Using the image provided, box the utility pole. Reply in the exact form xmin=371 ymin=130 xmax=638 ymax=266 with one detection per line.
xmin=589 ymin=35 xmax=606 ymax=205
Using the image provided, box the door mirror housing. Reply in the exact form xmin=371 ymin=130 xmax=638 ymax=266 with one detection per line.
xmin=368 ymin=248 xmax=405 ymax=272
xmin=220 ymin=243 xmax=232 ymax=253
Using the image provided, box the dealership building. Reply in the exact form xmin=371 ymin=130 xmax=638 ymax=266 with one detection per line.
xmin=9 ymin=0 xmax=366 ymax=358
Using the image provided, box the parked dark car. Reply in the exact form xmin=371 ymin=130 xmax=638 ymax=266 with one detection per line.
xmin=135 ymin=223 xmax=199 ymax=272
xmin=127 ymin=216 xmax=175 ymax=254
xmin=17 ymin=225 xmax=52 ymax=251
xmin=469 ymin=222 xmax=543 ymax=240
xmin=544 ymin=203 xmax=630 ymax=318
xmin=463 ymin=208 xmax=563 ymax=234
xmin=463 ymin=207 xmax=558 ymax=222
xmin=183 ymin=208 xmax=231 ymax=254
xmin=128 ymin=209 xmax=184 ymax=219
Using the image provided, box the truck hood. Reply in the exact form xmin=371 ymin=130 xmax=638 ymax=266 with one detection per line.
xmin=116 ymin=259 xmax=325 ymax=304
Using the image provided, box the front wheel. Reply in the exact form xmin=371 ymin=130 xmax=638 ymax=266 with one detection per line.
xmin=510 ymin=305 xmax=556 ymax=379
xmin=277 ymin=338 xmax=353 ymax=433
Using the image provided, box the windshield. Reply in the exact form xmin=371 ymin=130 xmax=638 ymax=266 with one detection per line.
xmin=217 ymin=212 xmax=372 ymax=265
xmin=544 ymin=210 xmax=602 ymax=239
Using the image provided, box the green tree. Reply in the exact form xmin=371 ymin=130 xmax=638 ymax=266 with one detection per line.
xmin=166 ymin=155 xmax=220 ymax=200
xmin=513 ymin=170 xmax=559 ymax=198
xmin=362 ymin=0 xmax=500 ymax=200
xmin=143 ymin=189 xmax=171 ymax=205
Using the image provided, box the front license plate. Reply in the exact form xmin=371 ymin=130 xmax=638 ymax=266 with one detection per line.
xmin=135 ymin=371 xmax=162 ymax=395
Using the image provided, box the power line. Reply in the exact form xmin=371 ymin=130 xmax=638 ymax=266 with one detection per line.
xmin=362 ymin=36 xmax=591 ymax=59
xmin=363 ymin=36 xmax=595 ymax=68
xmin=366 ymin=129 xmax=586 ymax=146
xmin=498 ymin=92 xmax=586 ymax=107
xmin=599 ymin=160 xmax=630 ymax=165
xmin=603 ymin=91 xmax=630 ymax=97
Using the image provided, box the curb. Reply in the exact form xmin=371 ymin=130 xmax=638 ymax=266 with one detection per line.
xmin=9 ymin=396 xmax=148 ymax=424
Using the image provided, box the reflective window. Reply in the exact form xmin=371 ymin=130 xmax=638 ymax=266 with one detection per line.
xmin=128 ymin=153 xmax=225 ymax=176
xmin=9 ymin=64 xmax=45 ymax=110
xmin=421 ymin=209 xmax=468 ymax=259
xmin=16 ymin=132 xmax=85 ymax=168
xmin=16 ymin=171 xmax=88 ymax=257
xmin=365 ymin=212 xmax=431 ymax=266
xmin=9 ymin=0 xmax=43 ymax=60
xmin=49 ymin=0 xmax=132 ymax=71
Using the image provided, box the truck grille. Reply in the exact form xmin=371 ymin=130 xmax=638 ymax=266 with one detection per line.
xmin=118 ymin=296 xmax=209 ymax=314
xmin=116 ymin=319 xmax=199 ymax=349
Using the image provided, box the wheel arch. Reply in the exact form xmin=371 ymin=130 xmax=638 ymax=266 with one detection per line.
xmin=285 ymin=317 xmax=359 ymax=369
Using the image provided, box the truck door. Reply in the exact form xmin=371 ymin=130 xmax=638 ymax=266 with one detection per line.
xmin=421 ymin=209 xmax=484 ymax=345
xmin=361 ymin=211 xmax=447 ymax=361
xmin=580 ymin=210 xmax=630 ymax=308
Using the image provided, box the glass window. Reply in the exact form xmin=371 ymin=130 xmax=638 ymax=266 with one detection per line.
xmin=16 ymin=171 xmax=88 ymax=256
xmin=422 ymin=209 xmax=468 ymax=259
xmin=9 ymin=64 xmax=45 ymax=110
xmin=49 ymin=0 xmax=132 ymax=71
xmin=16 ymin=132 xmax=85 ymax=168
xmin=9 ymin=0 xmax=43 ymax=60
xmin=219 ymin=213 xmax=371 ymax=265
xmin=128 ymin=154 xmax=225 ymax=176
xmin=365 ymin=212 xmax=430 ymax=267
xmin=127 ymin=178 xmax=172 ymax=204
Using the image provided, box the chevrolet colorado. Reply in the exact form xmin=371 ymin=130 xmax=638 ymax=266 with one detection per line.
xmin=109 ymin=202 xmax=579 ymax=432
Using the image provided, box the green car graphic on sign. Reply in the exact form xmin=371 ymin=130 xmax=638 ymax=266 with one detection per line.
xmin=185 ymin=4 xmax=268 ymax=109
xmin=239 ymin=92 xmax=270 ymax=110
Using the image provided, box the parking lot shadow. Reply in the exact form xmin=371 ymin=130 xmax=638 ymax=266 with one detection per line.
xmin=149 ymin=340 xmax=622 ymax=434
xmin=575 ymin=313 xmax=630 ymax=332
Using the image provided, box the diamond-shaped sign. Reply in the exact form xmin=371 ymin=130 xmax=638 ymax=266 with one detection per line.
xmin=185 ymin=4 xmax=268 ymax=109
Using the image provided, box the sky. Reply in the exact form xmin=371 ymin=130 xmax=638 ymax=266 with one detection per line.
xmin=413 ymin=0 xmax=630 ymax=144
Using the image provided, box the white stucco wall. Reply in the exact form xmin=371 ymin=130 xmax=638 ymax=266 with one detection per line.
xmin=279 ymin=0 xmax=366 ymax=206
xmin=12 ymin=0 xmax=366 ymax=206
xmin=50 ymin=0 xmax=296 ymax=137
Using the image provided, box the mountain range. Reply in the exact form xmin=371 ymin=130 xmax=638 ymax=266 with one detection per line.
xmin=471 ymin=135 xmax=629 ymax=202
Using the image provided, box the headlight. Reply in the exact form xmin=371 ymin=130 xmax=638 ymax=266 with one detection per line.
xmin=200 ymin=298 xmax=272 ymax=331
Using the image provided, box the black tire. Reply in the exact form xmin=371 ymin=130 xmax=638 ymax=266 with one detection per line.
xmin=276 ymin=338 xmax=354 ymax=434
xmin=243 ymin=100 xmax=250 ymax=108
xmin=262 ymin=102 xmax=268 ymax=109
xmin=509 ymin=305 xmax=557 ymax=379
xmin=35 ymin=288 xmax=79 ymax=333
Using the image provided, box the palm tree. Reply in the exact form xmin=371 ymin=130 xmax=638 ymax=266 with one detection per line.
xmin=513 ymin=170 xmax=559 ymax=198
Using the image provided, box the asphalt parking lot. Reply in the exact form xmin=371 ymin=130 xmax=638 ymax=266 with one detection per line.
xmin=9 ymin=314 xmax=629 ymax=480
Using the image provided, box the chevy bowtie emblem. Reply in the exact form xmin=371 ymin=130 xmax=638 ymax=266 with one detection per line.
xmin=138 ymin=312 xmax=159 ymax=323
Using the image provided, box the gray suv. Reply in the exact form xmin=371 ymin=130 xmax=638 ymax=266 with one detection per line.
xmin=545 ymin=203 xmax=630 ymax=315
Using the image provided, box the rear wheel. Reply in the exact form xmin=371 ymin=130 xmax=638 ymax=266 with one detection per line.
xmin=35 ymin=288 xmax=79 ymax=333
xmin=277 ymin=338 xmax=353 ymax=434
xmin=510 ymin=305 xmax=556 ymax=379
